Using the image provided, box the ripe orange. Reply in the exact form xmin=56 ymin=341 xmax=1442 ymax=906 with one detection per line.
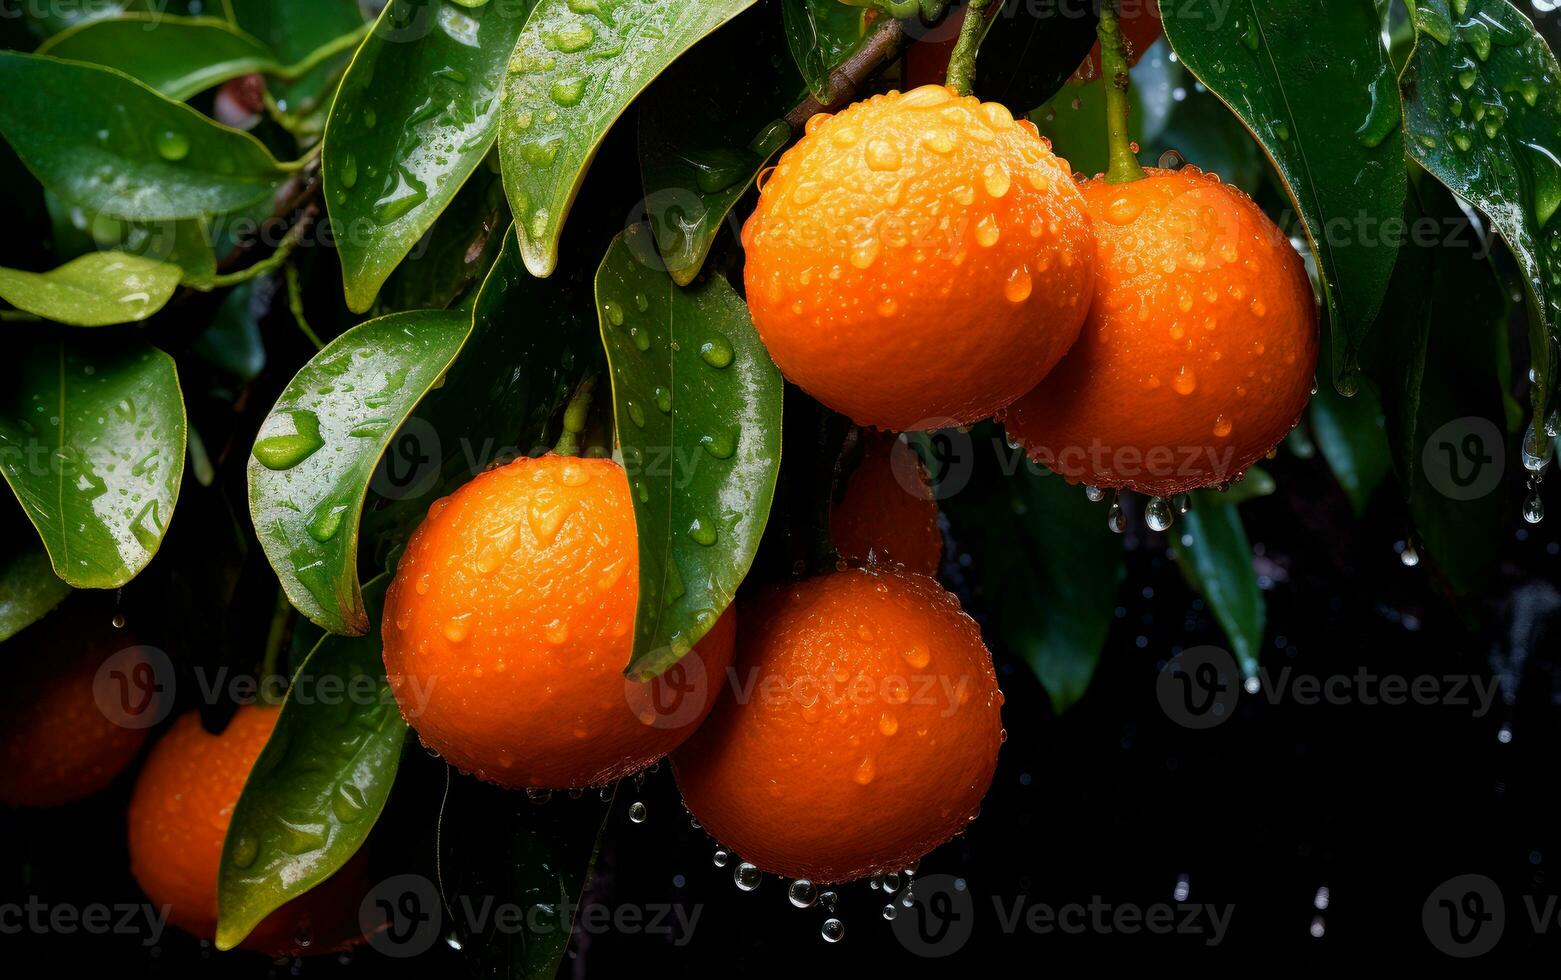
xmin=1003 ymin=166 xmax=1317 ymax=496
xmin=830 ymin=431 xmax=942 ymax=575
xmin=0 ymin=618 xmax=150 ymax=807
xmin=672 ymin=567 xmax=1003 ymax=883
xmin=742 ymin=84 xmax=1097 ymax=431
xmin=381 ymin=454 xmax=738 ymax=790
xmin=127 ymin=705 xmax=367 ymax=956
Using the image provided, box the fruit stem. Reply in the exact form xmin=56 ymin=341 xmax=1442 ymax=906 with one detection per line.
xmin=553 ymin=373 xmax=599 ymax=457
xmin=259 ymin=588 xmax=292 ymax=705
xmin=1099 ymin=3 xmax=1147 ymax=185
xmin=944 ymin=0 xmax=993 ymax=97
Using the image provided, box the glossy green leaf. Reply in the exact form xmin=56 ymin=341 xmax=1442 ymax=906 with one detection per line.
xmin=1133 ymin=40 xmax=1267 ymax=193
xmin=1161 ymin=0 xmax=1408 ymax=389
xmin=1310 ymin=370 xmax=1390 ymax=515
xmin=500 ymin=0 xmax=758 ymax=278
xmin=1171 ymin=495 xmax=1265 ymax=677
xmin=326 ymin=0 xmax=534 ymax=313
xmin=217 ymin=576 xmax=405 ymax=951
xmin=19 ymin=0 xmax=199 ymax=38
xmin=36 ymin=15 xmax=280 ymax=102
xmin=375 ymin=158 xmax=509 ymax=315
xmin=0 ymin=333 xmax=186 ymax=588
xmin=639 ymin=5 xmax=799 ymax=286
xmin=0 ymin=252 xmax=180 ymax=326
xmin=249 ymin=311 xmax=471 ymax=635
xmin=596 ymin=227 xmax=783 ymax=680
xmin=361 ymin=225 xmax=597 ymax=560
xmin=977 ymin=0 xmax=1101 ymax=114
xmin=781 ymin=0 xmax=871 ymax=99
xmin=0 ymin=544 xmax=71 ymax=643
xmin=229 ymin=0 xmax=369 ymax=127
xmin=944 ymin=431 xmax=1124 ymax=714
xmin=45 ymin=190 xmax=218 ymax=288
xmin=0 ymin=52 xmax=290 ymax=221
xmin=1401 ymin=0 xmax=1561 ymax=434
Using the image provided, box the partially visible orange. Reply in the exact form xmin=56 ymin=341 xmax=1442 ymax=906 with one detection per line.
xmin=127 ymin=706 xmax=367 ymax=956
xmin=743 ymin=84 xmax=1097 ymax=431
xmin=381 ymin=454 xmax=738 ymax=790
xmin=0 ymin=617 xmax=150 ymax=807
xmin=1004 ymin=166 xmax=1317 ymax=496
xmin=672 ymin=567 xmax=1003 ymax=883
xmin=831 ymin=431 xmax=942 ymax=575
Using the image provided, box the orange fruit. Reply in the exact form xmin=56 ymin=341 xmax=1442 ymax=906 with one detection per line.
xmin=1003 ymin=166 xmax=1317 ymax=496
xmin=742 ymin=84 xmax=1097 ymax=431
xmin=0 ymin=617 xmax=150 ymax=807
xmin=672 ymin=567 xmax=1003 ymax=883
xmin=830 ymin=431 xmax=942 ymax=575
xmin=381 ymin=454 xmax=738 ymax=790
xmin=127 ymin=705 xmax=367 ymax=956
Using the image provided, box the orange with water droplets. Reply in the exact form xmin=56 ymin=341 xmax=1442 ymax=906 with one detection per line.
xmin=0 ymin=615 xmax=150 ymax=808
xmin=381 ymin=454 xmax=737 ymax=790
xmin=1003 ymin=166 xmax=1317 ymax=496
xmin=127 ymin=706 xmax=369 ymax=956
xmin=830 ymin=431 xmax=942 ymax=575
xmin=742 ymin=84 xmax=1097 ymax=431
xmin=672 ymin=567 xmax=1002 ymax=883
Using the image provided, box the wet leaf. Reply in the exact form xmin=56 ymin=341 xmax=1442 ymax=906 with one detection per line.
xmin=639 ymin=4 xmax=800 ymax=285
xmin=596 ymin=227 xmax=783 ymax=680
xmin=229 ymin=0 xmax=370 ymax=127
xmin=781 ymin=0 xmax=872 ymax=99
xmin=1310 ymin=369 xmax=1391 ymax=515
xmin=0 ymin=52 xmax=291 ymax=221
xmin=499 ymin=0 xmax=758 ymax=277
xmin=1171 ymin=495 xmax=1265 ymax=677
xmin=216 ymin=577 xmax=405 ymax=951
xmin=19 ymin=0 xmax=205 ymax=38
xmin=375 ymin=159 xmax=509 ymax=315
xmin=325 ymin=0 xmax=534 ymax=313
xmin=36 ymin=15 xmax=280 ymax=102
xmin=249 ymin=310 xmax=471 ymax=635
xmin=45 ymin=190 xmax=218 ymax=288
xmin=976 ymin=0 xmax=1102 ymax=114
xmin=1401 ymin=0 xmax=1561 ymax=432
xmin=0 ymin=543 xmax=71 ymax=643
xmin=944 ymin=430 xmax=1125 ymax=715
xmin=1161 ymin=0 xmax=1408 ymax=390
xmin=0 ymin=332 xmax=186 ymax=588
xmin=0 ymin=252 xmax=181 ymax=326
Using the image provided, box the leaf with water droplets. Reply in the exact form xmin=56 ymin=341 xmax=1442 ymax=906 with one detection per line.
xmin=0 ymin=332 xmax=186 ymax=588
xmin=0 ymin=542 xmax=71 ymax=643
xmin=596 ymin=227 xmax=782 ymax=680
xmin=217 ymin=576 xmax=406 ymax=951
xmin=35 ymin=14 xmax=283 ymax=102
xmin=942 ymin=426 xmax=1125 ymax=714
xmin=0 ymin=52 xmax=290 ymax=220
xmin=326 ymin=0 xmax=535 ymax=312
xmin=0 ymin=252 xmax=181 ymax=326
xmin=499 ymin=0 xmax=759 ymax=278
xmin=640 ymin=5 xmax=800 ymax=286
xmin=1169 ymin=492 xmax=1265 ymax=677
xmin=1162 ymin=1 xmax=1408 ymax=390
xmin=250 ymin=310 xmax=471 ymax=635
xmin=1401 ymin=0 xmax=1561 ymax=440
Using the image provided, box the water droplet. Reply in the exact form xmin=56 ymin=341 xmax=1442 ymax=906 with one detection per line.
xmin=713 ymin=848 xmax=731 ymax=868
xmin=155 ymin=129 xmax=189 ymax=162
xmin=526 ymin=788 xmax=551 ymax=804
xmin=821 ymin=918 xmax=846 ymax=943
xmin=850 ymin=237 xmax=881 ymax=268
xmin=983 ymin=162 xmax=1011 ymax=198
xmin=1004 ymin=266 xmax=1033 ymax=303
xmin=1213 ymin=415 xmax=1233 ymax=438
xmin=253 ymin=410 xmax=324 ymax=470
xmin=1106 ymin=196 xmax=1143 ymax=224
xmin=1523 ymin=489 xmax=1546 ymax=524
xmin=921 ymin=130 xmax=955 ymax=154
xmin=864 ymin=139 xmax=901 ymax=171
xmin=306 ymin=500 xmax=351 ymax=543
xmin=688 ymin=517 xmax=718 ymax=547
xmin=1400 ymin=542 xmax=1420 ymax=567
xmin=734 ymin=862 xmax=762 ymax=892
xmin=1172 ymin=367 xmax=1198 ymax=395
xmin=699 ymin=336 xmax=734 ymax=368
xmin=339 ymin=153 xmax=359 ymax=189
xmin=1084 ymin=484 xmax=1106 ymax=503
xmin=373 ymin=165 xmax=429 ymax=224
xmin=629 ymin=801 xmax=648 ymax=824
xmin=1415 ymin=5 xmax=1452 ymax=44
xmin=549 ymin=77 xmax=587 ymax=107
xmin=1145 ymin=496 xmax=1173 ymax=532
xmin=975 ymin=214 xmax=1001 ymax=248
xmin=788 ymin=880 xmax=818 ymax=908
xmin=230 ymin=834 xmax=259 ymax=869
xmin=1108 ymin=497 xmax=1126 ymax=534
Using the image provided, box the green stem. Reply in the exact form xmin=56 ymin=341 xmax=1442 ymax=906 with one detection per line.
xmin=553 ymin=374 xmax=599 ymax=457
xmin=259 ymin=588 xmax=293 ymax=705
xmin=284 ymin=261 xmax=325 ymax=350
xmin=1099 ymin=2 xmax=1147 ymax=184
xmin=944 ymin=0 xmax=993 ymax=97
xmin=0 ymin=310 xmax=40 ymax=322
xmin=206 ymin=218 xmax=309 ymax=289
xmin=276 ymin=26 xmax=372 ymax=82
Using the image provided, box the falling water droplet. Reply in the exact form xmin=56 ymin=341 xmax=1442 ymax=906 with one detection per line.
xmin=788 ymin=880 xmax=818 ymax=908
xmin=820 ymin=918 xmax=846 ymax=943
xmin=628 ymin=801 xmax=648 ymax=824
xmin=1400 ymin=542 xmax=1420 ymax=567
xmin=734 ymin=862 xmax=762 ymax=892
xmin=1523 ymin=489 xmax=1546 ymax=524
xmin=713 ymin=848 xmax=731 ymax=868
xmin=1145 ymin=496 xmax=1174 ymax=532
xmin=1084 ymin=485 xmax=1106 ymax=503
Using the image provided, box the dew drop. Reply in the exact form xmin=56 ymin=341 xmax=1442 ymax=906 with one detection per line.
xmin=734 ymin=862 xmax=762 ymax=892
xmin=1145 ymin=496 xmax=1173 ymax=532
xmin=253 ymin=410 xmax=324 ymax=470
xmin=1084 ymin=484 xmax=1106 ymax=503
xmin=1004 ymin=266 xmax=1033 ymax=303
xmin=975 ymin=214 xmax=1001 ymax=248
xmin=864 ymin=139 xmax=902 ymax=171
xmin=699 ymin=337 xmax=734 ymax=368
xmin=821 ymin=918 xmax=846 ymax=943
xmin=155 ymin=129 xmax=190 ymax=162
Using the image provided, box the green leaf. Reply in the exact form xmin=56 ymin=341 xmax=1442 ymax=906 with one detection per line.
xmin=36 ymin=15 xmax=280 ymax=102
xmin=229 ymin=0 xmax=369 ymax=126
xmin=944 ymin=433 xmax=1124 ymax=714
xmin=1134 ymin=40 xmax=1267 ymax=193
xmin=781 ymin=0 xmax=871 ymax=99
xmin=0 ymin=252 xmax=181 ymax=326
xmin=1401 ymin=0 xmax=1561 ymax=434
xmin=249 ymin=311 xmax=471 ymax=635
xmin=325 ymin=0 xmax=535 ymax=313
xmin=0 ymin=333 xmax=187 ymax=588
xmin=0 ymin=52 xmax=290 ymax=221
xmin=216 ymin=576 xmax=406 ymax=951
xmin=596 ymin=228 xmax=782 ymax=680
xmin=45 ymin=190 xmax=218 ymax=288
xmin=375 ymin=158 xmax=510 ymax=315
xmin=499 ymin=0 xmax=759 ymax=277
xmin=0 ymin=544 xmax=71 ymax=643
xmin=976 ymin=0 xmax=1101 ymax=114
xmin=1171 ymin=495 xmax=1266 ymax=677
xmin=361 ymin=225 xmax=597 ymax=560
xmin=193 ymin=281 xmax=267 ymax=381
xmin=1310 ymin=371 xmax=1390 ymax=515
xmin=1161 ymin=0 xmax=1409 ymax=390
xmin=639 ymin=5 xmax=799 ymax=286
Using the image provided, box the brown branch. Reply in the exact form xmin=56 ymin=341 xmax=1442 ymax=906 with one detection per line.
xmin=785 ymin=18 xmax=911 ymax=130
